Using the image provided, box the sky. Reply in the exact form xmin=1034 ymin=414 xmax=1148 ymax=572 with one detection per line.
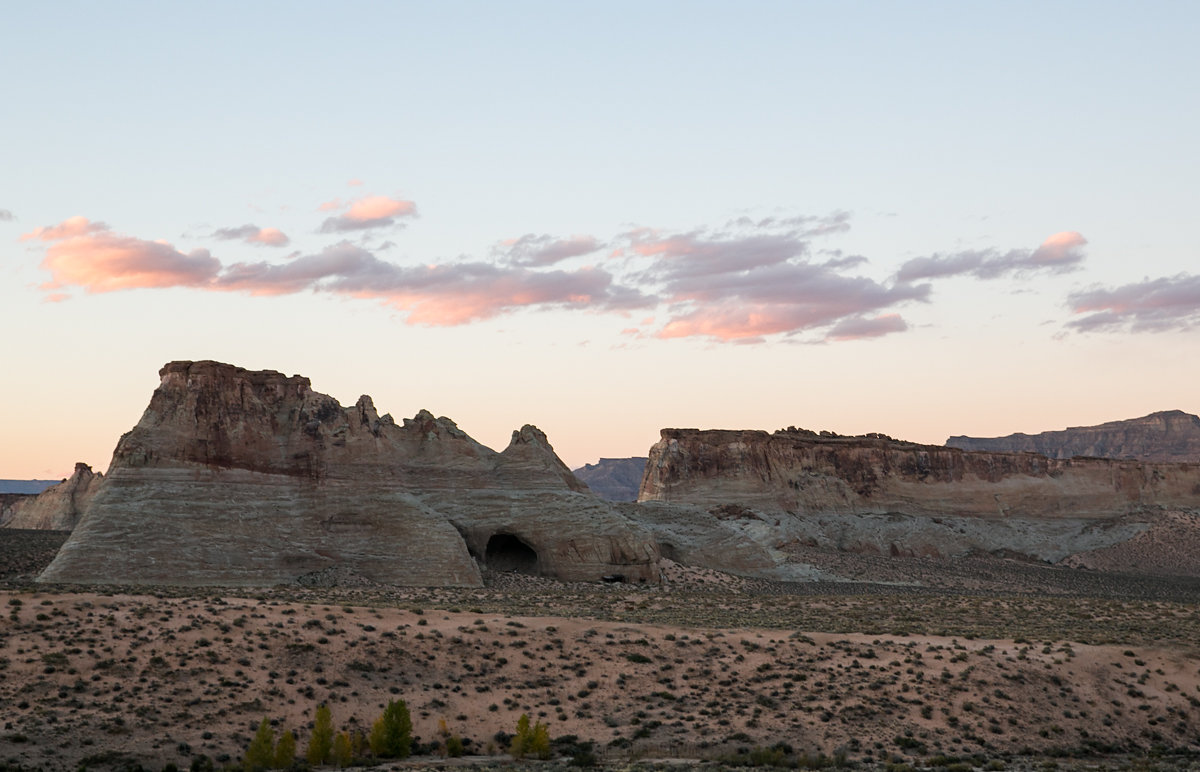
xmin=3 ymin=2 xmax=1199 ymax=479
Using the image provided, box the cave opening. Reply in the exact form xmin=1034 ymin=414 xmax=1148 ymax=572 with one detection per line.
xmin=484 ymin=533 xmax=540 ymax=575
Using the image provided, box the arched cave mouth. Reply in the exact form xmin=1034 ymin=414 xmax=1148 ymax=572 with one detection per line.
xmin=484 ymin=533 xmax=540 ymax=575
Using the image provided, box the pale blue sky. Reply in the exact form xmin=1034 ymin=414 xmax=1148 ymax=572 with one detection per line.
xmin=3 ymin=2 xmax=1198 ymax=477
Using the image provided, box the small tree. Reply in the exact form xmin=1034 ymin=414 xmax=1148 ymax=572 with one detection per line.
xmin=244 ymin=718 xmax=275 ymax=771
xmin=306 ymin=704 xmax=334 ymax=765
xmin=446 ymin=734 xmax=465 ymax=758
xmin=510 ymin=713 xmax=550 ymax=760
xmin=332 ymin=731 xmax=353 ymax=768
xmin=273 ymin=729 xmax=296 ymax=769
xmin=369 ymin=699 xmax=412 ymax=759
xmin=531 ymin=720 xmax=551 ymax=760
xmin=510 ymin=713 xmax=531 ymax=759
xmin=350 ymin=729 xmax=369 ymax=759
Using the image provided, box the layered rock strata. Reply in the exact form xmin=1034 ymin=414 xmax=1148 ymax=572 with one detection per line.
xmin=39 ymin=361 xmax=659 ymax=587
xmin=947 ymin=410 xmax=1200 ymax=462
xmin=635 ymin=427 xmax=1200 ymax=574
xmin=0 ymin=463 xmax=103 ymax=530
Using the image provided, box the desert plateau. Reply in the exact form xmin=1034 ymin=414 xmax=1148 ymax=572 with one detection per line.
xmin=3 ymin=362 xmax=1200 ymax=772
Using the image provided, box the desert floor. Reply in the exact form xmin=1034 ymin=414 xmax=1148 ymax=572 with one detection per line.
xmin=2 ymin=532 xmax=1200 ymax=771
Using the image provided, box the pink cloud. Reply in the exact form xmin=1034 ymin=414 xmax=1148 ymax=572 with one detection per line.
xmin=347 ymin=178 xmax=364 ymax=187
xmin=32 ymin=218 xmax=220 ymax=294
xmin=21 ymin=216 xmax=108 ymax=242
xmin=320 ymin=195 xmax=418 ymax=233
xmin=212 ymin=224 xmax=290 ymax=247
xmin=1029 ymin=231 xmax=1087 ymax=267
xmin=247 ymin=227 xmax=289 ymax=246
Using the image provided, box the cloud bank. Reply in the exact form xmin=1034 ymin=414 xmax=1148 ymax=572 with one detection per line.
xmin=27 ymin=217 xmax=650 ymax=325
xmin=23 ymin=200 xmax=1094 ymax=344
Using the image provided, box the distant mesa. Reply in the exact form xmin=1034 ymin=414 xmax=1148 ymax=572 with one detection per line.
xmin=572 ymin=457 xmax=648 ymax=502
xmin=947 ymin=410 xmax=1200 ymax=463
xmin=0 ymin=479 xmax=60 ymax=495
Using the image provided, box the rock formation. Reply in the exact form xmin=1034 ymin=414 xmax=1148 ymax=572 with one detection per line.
xmin=573 ymin=457 xmax=648 ymax=501
xmin=39 ymin=361 xmax=659 ymax=587
xmin=947 ymin=410 xmax=1200 ymax=462
xmin=635 ymin=427 xmax=1200 ymax=574
xmin=0 ymin=463 xmax=103 ymax=531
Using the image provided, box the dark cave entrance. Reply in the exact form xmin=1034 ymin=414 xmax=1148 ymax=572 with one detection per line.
xmin=484 ymin=533 xmax=540 ymax=575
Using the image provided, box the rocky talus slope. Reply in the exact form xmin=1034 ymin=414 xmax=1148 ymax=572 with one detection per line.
xmin=0 ymin=462 xmax=102 ymax=530
xmin=947 ymin=409 xmax=1200 ymax=461
xmin=39 ymin=361 xmax=659 ymax=587
xmin=633 ymin=427 xmax=1200 ymax=576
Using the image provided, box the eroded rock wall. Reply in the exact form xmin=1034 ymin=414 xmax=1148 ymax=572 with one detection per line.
xmin=640 ymin=428 xmax=1200 ymax=518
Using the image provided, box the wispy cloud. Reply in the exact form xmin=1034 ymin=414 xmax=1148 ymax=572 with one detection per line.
xmin=896 ymin=231 xmax=1087 ymax=283
xmin=26 ymin=218 xmax=220 ymax=294
xmin=1066 ymin=273 xmax=1200 ymax=333
xmin=24 ymin=203 xmax=1091 ymax=346
xmin=0 ymin=209 xmax=13 ymax=222
xmin=319 ymin=195 xmax=417 ymax=233
xmin=495 ymin=234 xmax=602 ymax=266
xmin=826 ymin=313 xmax=908 ymax=341
xmin=212 ymin=224 xmax=290 ymax=247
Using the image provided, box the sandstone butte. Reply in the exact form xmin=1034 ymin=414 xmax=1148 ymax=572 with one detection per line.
xmin=38 ymin=361 xmax=660 ymax=587
xmin=28 ymin=361 xmax=1200 ymax=588
xmin=946 ymin=409 xmax=1200 ymax=462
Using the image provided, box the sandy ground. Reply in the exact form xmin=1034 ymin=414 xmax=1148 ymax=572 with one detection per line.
xmin=2 ymin=580 xmax=1200 ymax=771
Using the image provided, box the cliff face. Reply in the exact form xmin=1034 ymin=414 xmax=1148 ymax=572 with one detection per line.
xmin=947 ymin=411 xmax=1200 ymax=462
xmin=0 ymin=463 xmax=103 ymax=531
xmin=573 ymin=458 xmax=649 ymax=502
xmin=639 ymin=428 xmax=1200 ymax=518
xmin=40 ymin=361 xmax=659 ymax=587
xmin=630 ymin=427 xmax=1200 ymax=574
